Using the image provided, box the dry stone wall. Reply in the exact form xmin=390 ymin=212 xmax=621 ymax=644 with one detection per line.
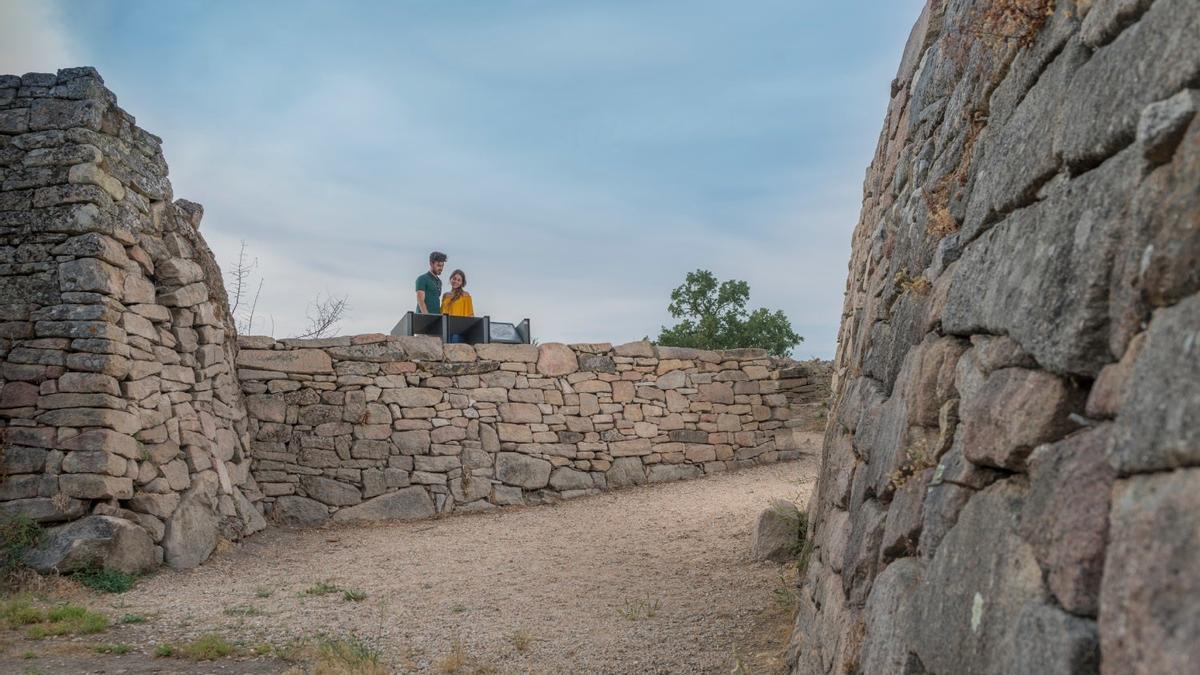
xmin=0 ymin=68 xmax=831 ymax=569
xmin=790 ymin=1 xmax=1199 ymax=673
xmin=236 ymin=336 xmax=825 ymax=523
xmin=0 ymin=68 xmax=263 ymax=572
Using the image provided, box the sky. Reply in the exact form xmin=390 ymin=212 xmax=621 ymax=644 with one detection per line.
xmin=0 ymin=0 xmax=923 ymax=358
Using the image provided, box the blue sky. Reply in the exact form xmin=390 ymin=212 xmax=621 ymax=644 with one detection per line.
xmin=1 ymin=0 xmax=923 ymax=358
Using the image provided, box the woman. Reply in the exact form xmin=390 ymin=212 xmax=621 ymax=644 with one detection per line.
xmin=441 ymin=269 xmax=474 ymax=343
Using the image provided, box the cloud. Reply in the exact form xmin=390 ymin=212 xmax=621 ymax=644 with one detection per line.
xmin=0 ymin=0 xmax=78 ymax=75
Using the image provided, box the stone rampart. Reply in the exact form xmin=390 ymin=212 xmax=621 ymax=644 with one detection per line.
xmin=0 ymin=68 xmax=263 ymax=572
xmin=236 ymin=335 xmax=825 ymax=524
xmin=0 ymin=68 xmax=830 ymax=570
xmin=790 ymin=1 xmax=1199 ymax=673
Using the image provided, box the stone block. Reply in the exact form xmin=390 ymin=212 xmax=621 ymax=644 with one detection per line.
xmin=613 ymin=340 xmax=655 ymax=357
xmin=392 ymin=430 xmax=431 ymax=453
xmin=536 ymin=343 xmax=577 ymax=376
xmin=698 ymin=382 xmax=734 ymax=404
xmin=495 ymin=452 xmax=551 ymax=489
xmin=860 ymin=557 xmax=923 ymax=675
xmin=549 ymin=467 xmax=592 ymax=491
xmin=655 ymin=370 xmax=687 ymax=389
xmin=1 ymin=446 xmax=48 ymax=474
xmin=236 ymin=348 xmax=333 ymax=374
xmin=610 ymin=439 xmax=651 ymax=457
xmin=129 ymin=492 xmax=181 ymax=519
xmin=58 ymin=473 xmax=133 ymax=499
xmin=1138 ymin=89 xmax=1198 ymax=163
xmin=1009 ymin=603 xmax=1099 ymax=675
xmin=301 ymin=476 xmax=361 ymax=506
xmin=605 ymin=457 xmax=646 ymax=487
xmin=272 ymin=495 xmax=329 ymax=526
xmin=1057 ymin=0 xmax=1200 ymax=168
xmin=475 ymin=343 xmax=537 ymax=363
xmin=646 ymin=463 xmax=701 ymax=483
xmin=912 ymin=480 xmax=1047 ymax=673
xmin=61 ymin=450 xmax=126 ymax=476
xmin=0 ymin=496 xmax=87 ymax=523
xmin=244 ymin=394 xmax=286 ymax=423
xmin=1020 ymin=425 xmax=1116 ymax=616
xmin=381 ymin=387 xmax=444 ymax=407
xmin=28 ymin=98 xmax=105 ymax=131
xmin=1100 ymin=468 xmax=1200 ymax=674
xmin=880 ymin=468 xmax=932 ymax=563
xmin=578 ymin=354 xmax=617 ymax=373
xmin=959 ymin=368 xmax=1083 ymax=471
xmin=58 ymin=257 xmax=124 ymax=295
xmin=499 ymin=402 xmax=541 ymax=424
xmin=156 ymin=258 xmax=204 ymax=285
xmin=331 ymin=486 xmax=435 ymax=523
xmin=1110 ymin=294 xmax=1200 ymax=473
xmin=157 ymin=282 xmax=208 ymax=307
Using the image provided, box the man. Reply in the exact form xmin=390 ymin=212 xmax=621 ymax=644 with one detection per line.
xmin=416 ymin=251 xmax=447 ymax=315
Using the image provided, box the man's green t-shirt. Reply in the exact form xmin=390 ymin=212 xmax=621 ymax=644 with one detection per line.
xmin=416 ymin=272 xmax=442 ymax=314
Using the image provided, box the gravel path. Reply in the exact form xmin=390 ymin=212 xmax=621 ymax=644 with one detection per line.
xmin=70 ymin=448 xmax=817 ymax=673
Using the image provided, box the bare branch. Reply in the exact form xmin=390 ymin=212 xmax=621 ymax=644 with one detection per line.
xmin=295 ymin=292 xmax=350 ymax=339
xmin=244 ymin=279 xmax=263 ymax=335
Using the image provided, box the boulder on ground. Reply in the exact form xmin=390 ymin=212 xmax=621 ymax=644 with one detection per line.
xmin=23 ymin=515 xmax=156 ymax=574
xmin=751 ymin=499 xmax=804 ymax=563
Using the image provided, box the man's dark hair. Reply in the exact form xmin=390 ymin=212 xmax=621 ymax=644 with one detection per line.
xmin=429 ymin=251 xmax=447 ymax=264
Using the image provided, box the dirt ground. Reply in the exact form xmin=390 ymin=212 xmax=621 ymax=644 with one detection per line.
xmin=2 ymin=439 xmax=820 ymax=674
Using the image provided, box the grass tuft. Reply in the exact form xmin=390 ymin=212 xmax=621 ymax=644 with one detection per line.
xmin=304 ymin=581 xmax=340 ymax=597
xmin=342 ymin=589 xmax=367 ymax=603
xmin=93 ymin=642 xmax=132 ymax=655
xmin=508 ymin=629 xmax=535 ymax=654
xmin=178 ymin=633 xmax=235 ymax=660
xmin=119 ymin=613 xmax=146 ymax=624
xmin=618 ymin=595 xmax=661 ymax=621
xmin=75 ymin=566 xmax=137 ymax=593
xmin=0 ymin=514 xmax=42 ymax=587
xmin=1 ymin=597 xmax=45 ymax=626
xmin=25 ymin=603 xmax=108 ymax=638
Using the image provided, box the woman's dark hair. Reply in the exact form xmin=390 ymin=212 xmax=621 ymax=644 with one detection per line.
xmin=449 ymin=269 xmax=467 ymax=301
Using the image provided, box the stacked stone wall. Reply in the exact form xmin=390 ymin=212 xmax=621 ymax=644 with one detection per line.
xmin=236 ymin=336 xmax=826 ymax=523
xmin=790 ymin=1 xmax=1199 ymax=673
xmin=0 ymin=68 xmax=262 ymax=572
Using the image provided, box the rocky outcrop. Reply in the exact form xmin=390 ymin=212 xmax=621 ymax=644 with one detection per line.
xmin=0 ymin=68 xmax=261 ymax=568
xmin=790 ymin=1 xmax=1199 ymax=673
xmin=239 ymin=337 xmax=827 ymax=519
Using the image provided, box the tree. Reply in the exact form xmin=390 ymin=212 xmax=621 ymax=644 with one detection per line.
xmin=225 ymin=241 xmax=349 ymax=338
xmin=228 ymin=240 xmax=263 ymax=335
xmin=296 ymin=292 xmax=350 ymax=339
xmin=656 ymin=269 xmax=802 ymax=357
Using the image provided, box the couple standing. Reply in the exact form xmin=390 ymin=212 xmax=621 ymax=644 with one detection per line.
xmin=415 ymin=251 xmax=474 ymax=341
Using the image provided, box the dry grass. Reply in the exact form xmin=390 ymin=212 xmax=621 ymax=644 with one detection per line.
xmin=618 ymin=595 xmax=661 ymax=621
xmin=894 ymin=268 xmax=933 ymax=296
xmin=887 ymin=443 xmax=938 ymax=492
xmin=434 ymin=640 xmax=495 ymax=674
xmin=507 ymin=629 xmax=535 ymax=654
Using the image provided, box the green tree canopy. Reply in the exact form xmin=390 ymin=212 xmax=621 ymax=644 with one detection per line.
xmin=656 ymin=269 xmax=803 ymax=357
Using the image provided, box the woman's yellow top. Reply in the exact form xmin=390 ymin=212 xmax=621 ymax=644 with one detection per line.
xmin=441 ymin=291 xmax=474 ymax=317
